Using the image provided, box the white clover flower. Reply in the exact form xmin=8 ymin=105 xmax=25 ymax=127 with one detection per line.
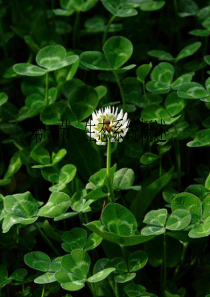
xmin=86 ymin=106 xmax=130 ymax=145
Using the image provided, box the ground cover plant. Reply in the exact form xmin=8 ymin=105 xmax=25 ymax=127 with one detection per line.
xmin=1 ymin=0 xmax=210 ymax=296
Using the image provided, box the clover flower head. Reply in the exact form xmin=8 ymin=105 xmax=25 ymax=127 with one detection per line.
xmin=86 ymin=106 xmax=130 ymax=145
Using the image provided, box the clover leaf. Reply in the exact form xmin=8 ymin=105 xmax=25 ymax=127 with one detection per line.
xmin=13 ymin=45 xmax=78 ymax=76
xmin=80 ymin=36 xmax=135 ymax=71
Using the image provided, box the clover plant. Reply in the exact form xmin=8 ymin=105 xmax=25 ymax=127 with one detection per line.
xmin=1 ymin=0 xmax=210 ymax=297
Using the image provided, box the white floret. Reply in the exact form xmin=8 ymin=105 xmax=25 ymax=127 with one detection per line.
xmin=86 ymin=106 xmax=130 ymax=145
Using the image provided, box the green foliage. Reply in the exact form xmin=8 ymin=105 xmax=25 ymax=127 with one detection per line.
xmin=80 ymin=36 xmax=135 ymax=71
xmin=24 ymin=251 xmax=51 ymax=272
xmin=68 ymin=85 xmax=98 ymax=121
xmin=2 ymin=192 xmax=39 ymax=233
xmin=38 ymin=192 xmax=71 ymax=218
xmin=101 ymin=0 xmax=138 ymax=17
xmin=55 ymin=249 xmax=115 ymax=291
xmin=102 ymin=203 xmax=137 ymax=236
xmin=1 ymin=0 xmax=210 ymax=296
xmin=141 ymin=208 xmax=191 ymax=235
xmin=14 ymin=45 xmax=78 ymax=76
xmin=146 ymin=62 xmax=174 ymax=94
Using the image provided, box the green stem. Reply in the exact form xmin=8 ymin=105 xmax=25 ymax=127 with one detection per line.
xmin=115 ymin=282 xmax=120 ymax=297
xmin=45 ymin=72 xmax=49 ymax=106
xmin=142 ymin=82 xmax=148 ymax=106
xmin=102 ymin=15 xmax=116 ymax=45
xmin=44 ymin=72 xmax=50 ymax=141
xmin=162 ymin=232 xmax=167 ymax=296
xmin=87 ymin=272 xmax=96 ymax=296
xmin=160 ymin=259 xmax=163 ymax=293
xmin=35 ymin=223 xmax=60 ymax=256
xmin=27 ymin=53 xmax=33 ymax=64
xmin=41 ymin=284 xmax=45 ymax=297
xmin=173 ymin=242 xmax=189 ymax=279
xmin=90 ymin=283 xmax=96 ymax=296
xmin=16 ymin=226 xmax=19 ymax=244
xmin=109 ymin=279 xmax=119 ymax=297
xmin=107 ymin=138 xmax=115 ymax=202
xmin=87 ymin=282 xmax=94 ymax=296
xmin=174 ymin=125 xmax=181 ymax=191
xmin=120 ymin=245 xmax=126 ymax=261
xmin=73 ymin=12 xmax=80 ymax=49
xmin=113 ymin=71 xmax=126 ymax=112
xmin=79 ymin=213 xmax=85 ymax=226
xmin=159 ymin=157 xmax=162 ymax=178
xmin=84 ymin=212 xmax=89 ymax=225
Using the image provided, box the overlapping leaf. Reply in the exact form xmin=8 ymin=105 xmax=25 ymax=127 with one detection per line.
xmin=80 ymin=36 xmax=134 ymax=71
xmin=14 ymin=45 xmax=78 ymax=76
